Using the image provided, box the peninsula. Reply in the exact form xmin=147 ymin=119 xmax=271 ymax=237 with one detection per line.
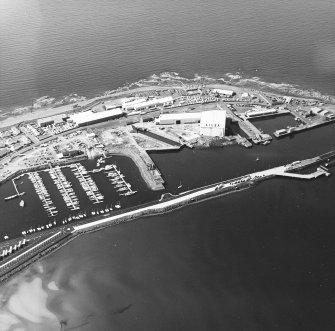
xmin=1 ymin=72 xmax=335 ymax=283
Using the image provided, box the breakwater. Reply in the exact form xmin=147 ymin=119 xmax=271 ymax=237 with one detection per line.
xmin=0 ymin=149 xmax=332 ymax=283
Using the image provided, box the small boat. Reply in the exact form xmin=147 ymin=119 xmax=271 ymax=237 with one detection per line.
xmin=256 ymin=157 xmax=260 ymax=162
xmin=115 ymin=202 xmax=121 ymax=209
xmin=4 ymin=234 xmax=9 ymax=240
xmin=178 ymin=181 xmax=183 ymax=189
xmin=19 ymin=199 xmax=25 ymax=207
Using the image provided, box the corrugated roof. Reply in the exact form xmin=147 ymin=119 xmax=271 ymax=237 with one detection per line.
xmin=69 ymin=109 xmax=123 ymax=125
xmin=125 ymin=96 xmax=174 ymax=109
xmin=158 ymin=112 xmax=201 ymax=121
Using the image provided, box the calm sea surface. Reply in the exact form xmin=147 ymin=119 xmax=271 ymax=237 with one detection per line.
xmin=1 ymin=0 xmax=335 ymax=330
xmin=1 ymin=0 xmax=335 ymax=109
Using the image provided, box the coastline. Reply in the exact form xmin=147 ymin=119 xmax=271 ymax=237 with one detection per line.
xmin=2 ymin=72 xmax=334 ymax=130
xmin=1 ymin=148 xmax=332 ymax=284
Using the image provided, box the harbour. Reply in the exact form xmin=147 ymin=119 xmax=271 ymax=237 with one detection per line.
xmin=0 ymin=148 xmax=333 ymax=280
xmin=1 ymin=0 xmax=335 ymax=329
xmin=0 ymin=154 xmax=154 ymax=241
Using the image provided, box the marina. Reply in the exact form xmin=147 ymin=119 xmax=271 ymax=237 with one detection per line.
xmin=0 ymin=155 xmax=143 ymax=242
xmin=47 ymin=165 xmax=80 ymax=211
xmin=4 ymin=179 xmax=25 ymax=203
xmin=28 ymin=172 xmax=58 ymax=217
xmin=104 ymin=164 xmax=137 ymax=197
xmin=71 ymin=163 xmax=104 ymax=204
xmin=0 ymin=149 xmax=333 ymax=279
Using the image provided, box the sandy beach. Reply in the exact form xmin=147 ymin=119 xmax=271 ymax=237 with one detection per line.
xmin=0 ymin=264 xmax=59 ymax=331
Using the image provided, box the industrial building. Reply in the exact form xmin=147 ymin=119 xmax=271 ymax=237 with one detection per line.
xmin=311 ymin=107 xmax=323 ymax=114
xmin=155 ymin=113 xmax=201 ymax=125
xmin=122 ymin=98 xmax=146 ymax=110
xmin=212 ymin=89 xmax=235 ymax=97
xmin=104 ymin=101 xmax=122 ymax=111
xmin=123 ymin=96 xmax=174 ymax=111
xmin=200 ymin=110 xmax=226 ymax=137
xmin=245 ymin=108 xmax=277 ymax=118
xmin=37 ymin=114 xmax=69 ymax=127
xmin=68 ymin=108 xmax=124 ymax=127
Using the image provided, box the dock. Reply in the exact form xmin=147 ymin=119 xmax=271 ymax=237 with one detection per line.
xmin=1 ymin=149 xmax=334 ymax=281
xmin=109 ymin=164 xmax=137 ymax=196
xmin=72 ymin=163 xmax=103 ymax=204
xmin=274 ymin=118 xmax=335 ymax=138
xmin=48 ymin=166 xmax=80 ymax=211
xmin=238 ymin=120 xmax=272 ymax=144
xmin=4 ymin=179 xmax=25 ymax=201
xmin=28 ymin=172 xmax=58 ymax=217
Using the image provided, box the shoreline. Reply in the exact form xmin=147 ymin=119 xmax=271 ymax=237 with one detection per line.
xmin=1 ymin=71 xmax=334 ymax=129
xmin=0 ymin=149 xmax=332 ymax=284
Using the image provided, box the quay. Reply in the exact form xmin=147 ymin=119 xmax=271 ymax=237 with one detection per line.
xmin=224 ymin=106 xmax=272 ymax=144
xmin=0 ymin=150 xmax=333 ymax=282
xmin=133 ymin=123 xmax=184 ymax=146
xmin=240 ymin=108 xmax=290 ymax=120
xmin=274 ymin=118 xmax=335 ymax=138
xmin=238 ymin=120 xmax=272 ymax=144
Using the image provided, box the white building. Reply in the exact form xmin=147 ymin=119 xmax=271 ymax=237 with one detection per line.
xmin=104 ymin=101 xmax=122 ymax=111
xmin=11 ymin=127 xmax=21 ymax=136
xmin=212 ymin=89 xmax=235 ymax=97
xmin=69 ymin=108 xmax=124 ymax=127
xmin=200 ymin=110 xmax=226 ymax=137
xmin=245 ymin=108 xmax=277 ymax=118
xmin=123 ymin=96 xmax=174 ymax=111
xmin=121 ymin=98 xmax=147 ymax=111
xmin=310 ymin=107 xmax=323 ymax=114
xmin=155 ymin=113 xmax=201 ymax=125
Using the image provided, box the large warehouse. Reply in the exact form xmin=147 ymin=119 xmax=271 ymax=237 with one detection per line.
xmin=68 ymin=108 xmax=124 ymax=127
xmin=155 ymin=112 xmax=201 ymax=125
xmin=200 ymin=110 xmax=226 ymax=137
xmin=212 ymin=89 xmax=235 ymax=97
xmin=121 ymin=98 xmax=146 ymax=111
xmin=123 ymin=96 xmax=174 ymax=111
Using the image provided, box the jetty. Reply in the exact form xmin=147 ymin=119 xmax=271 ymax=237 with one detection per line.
xmin=0 ymin=149 xmax=334 ymax=282
xmin=4 ymin=179 xmax=25 ymax=201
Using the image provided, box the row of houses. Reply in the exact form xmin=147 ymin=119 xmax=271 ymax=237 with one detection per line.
xmin=0 ymin=126 xmax=21 ymax=139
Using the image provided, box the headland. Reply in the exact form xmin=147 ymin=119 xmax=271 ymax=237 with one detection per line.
xmin=1 ymin=72 xmax=335 ymax=283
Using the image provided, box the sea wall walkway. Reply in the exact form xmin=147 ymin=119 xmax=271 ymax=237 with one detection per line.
xmin=0 ymin=152 xmax=332 ymax=281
